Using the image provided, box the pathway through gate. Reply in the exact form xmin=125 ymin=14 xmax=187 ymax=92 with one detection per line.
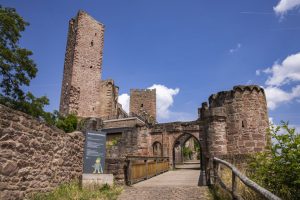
xmin=118 ymin=168 xmax=213 ymax=200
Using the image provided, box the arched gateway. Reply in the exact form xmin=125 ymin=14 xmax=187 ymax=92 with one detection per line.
xmin=58 ymin=11 xmax=270 ymax=186
xmin=99 ymin=86 xmax=269 ymax=185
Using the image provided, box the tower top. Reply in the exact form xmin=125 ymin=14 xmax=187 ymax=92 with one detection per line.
xmin=74 ymin=10 xmax=105 ymax=27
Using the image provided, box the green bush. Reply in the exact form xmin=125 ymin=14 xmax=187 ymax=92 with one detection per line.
xmin=55 ymin=113 xmax=78 ymax=133
xmin=182 ymin=146 xmax=193 ymax=160
xmin=249 ymin=121 xmax=300 ymax=200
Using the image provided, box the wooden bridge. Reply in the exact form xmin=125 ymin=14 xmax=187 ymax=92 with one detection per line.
xmin=119 ymin=156 xmax=282 ymax=200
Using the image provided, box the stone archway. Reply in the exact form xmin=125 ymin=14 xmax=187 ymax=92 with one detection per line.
xmin=171 ymin=133 xmax=203 ymax=170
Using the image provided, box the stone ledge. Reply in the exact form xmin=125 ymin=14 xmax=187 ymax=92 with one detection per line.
xmin=82 ymin=174 xmax=114 ymax=188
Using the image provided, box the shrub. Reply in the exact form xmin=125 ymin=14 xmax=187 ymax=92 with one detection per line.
xmin=182 ymin=146 xmax=193 ymax=160
xmin=249 ymin=121 xmax=300 ymax=200
xmin=55 ymin=113 xmax=78 ymax=133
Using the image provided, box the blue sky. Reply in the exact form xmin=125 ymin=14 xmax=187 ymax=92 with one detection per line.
xmin=1 ymin=0 xmax=300 ymax=127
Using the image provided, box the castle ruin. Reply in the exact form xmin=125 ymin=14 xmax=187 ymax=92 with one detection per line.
xmin=0 ymin=10 xmax=271 ymax=199
xmin=59 ymin=11 xmax=269 ymax=169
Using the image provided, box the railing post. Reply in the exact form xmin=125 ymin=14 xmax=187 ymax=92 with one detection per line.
xmin=155 ymin=158 xmax=158 ymax=176
xmin=213 ymin=160 xmax=218 ymax=185
xmin=145 ymin=159 xmax=148 ymax=180
xmin=232 ymin=171 xmax=237 ymax=200
xmin=127 ymin=159 xmax=132 ymax=185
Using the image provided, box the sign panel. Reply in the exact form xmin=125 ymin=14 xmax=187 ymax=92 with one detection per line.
xmin=83 ymin=131 xmax=106 ymax=174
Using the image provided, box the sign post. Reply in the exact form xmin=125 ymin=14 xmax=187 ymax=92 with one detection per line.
xmin=83 ymin=131 xmax=106 ymax=174
xmin=82 ymin=131 xmax=113 ymax=187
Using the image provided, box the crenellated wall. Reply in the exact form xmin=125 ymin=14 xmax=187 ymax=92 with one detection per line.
xmin=200 ymin=85 xmax=269 ymax=156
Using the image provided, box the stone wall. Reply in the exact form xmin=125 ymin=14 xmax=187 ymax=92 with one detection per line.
xmin=105 ymin=158 xmax=126 ymax=185
xmin=0 ymin=105 xmax=85 ymax=200
xmin=130 ymin=89 xmax=156 ymax=122
xmin=98 ymin=79 xmax=119 ymax=118
xmin=59 ymin=11 xmax=121 ymax=119
xmin=59 ymin=10 xmax=104 ymax=117
xmin=103 ymin=117 xmax=145 ymax=129
xmin=202 ymin=85 xmax=269 ymax=156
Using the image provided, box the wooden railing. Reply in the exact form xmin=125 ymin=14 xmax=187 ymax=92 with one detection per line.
xmin=126 ymin=156 xmax=169 ymax=185
xmin=211 ymin=157 xmax=281 ymax=200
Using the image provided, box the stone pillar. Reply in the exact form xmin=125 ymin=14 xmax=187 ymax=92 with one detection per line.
xmin=206 ymin=116 xmax=227 ymax=157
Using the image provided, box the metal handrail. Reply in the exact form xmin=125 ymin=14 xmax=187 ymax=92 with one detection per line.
xmin=212 ymin=157 xmax=281 ymax=200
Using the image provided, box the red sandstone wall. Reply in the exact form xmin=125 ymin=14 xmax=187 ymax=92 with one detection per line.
xmin=59 ymin=11 xmax=105 ymax=118
xmin=0 ymin=105 xmax=84 ymax=200
xmin=207 ymin=85 xmax=269 ymax=155
xmin=130 ymin=89 xmax=156 ymax=122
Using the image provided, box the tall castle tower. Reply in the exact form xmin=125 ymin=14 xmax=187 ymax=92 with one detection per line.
xmin=59 ymin=11 xmax=119 ymax=118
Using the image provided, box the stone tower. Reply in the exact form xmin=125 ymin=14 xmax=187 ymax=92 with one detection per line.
xmin=201 ymin=85 xmax=269 ymax=156
xmin=59 ymin=11 xmax=119 ymax=118
xmin=130 ymin=89 xmax=156 ymax=122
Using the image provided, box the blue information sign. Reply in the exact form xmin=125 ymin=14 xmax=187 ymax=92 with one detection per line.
xmin=83 ymin=131 xmax=106 ymax=174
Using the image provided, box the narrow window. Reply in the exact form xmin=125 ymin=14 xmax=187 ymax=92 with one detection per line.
xmin=95 ymin=33 xmax=97 ymax=36
xmin=91 ymin=40 xmax=94 ymax=46
xmin=242 ymin=120 xmax=245 ymax=128
xmin=141 ymin=104 xmax=144 ymax=108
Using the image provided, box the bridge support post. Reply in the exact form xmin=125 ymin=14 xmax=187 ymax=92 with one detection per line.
xmin=198 ymin=170 xmax=207 ymax=186
xmin=145 ymin=159 xmax=148 ymax=180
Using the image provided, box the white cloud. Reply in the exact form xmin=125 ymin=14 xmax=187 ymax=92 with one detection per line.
xmin=263 ymin=52 xmax=300 ymax=86
xmin=264 ymin=86 xmax=300 ymax=109
xmin=274 ymin=0 xmax=300 ymax=15
xmin=118 ymin=84 xmax=184 ymax=121
xmin=246 ymin=80 xmax=253 ymax=85
xmin=148 ymin=84 xmax=180 ymax=119
xmin=229 ymin=43 xmax=242 ymax=53
xmin=118 ymin=93 xmax=130 ymax=113
xmin=256 ymin=70 xmax=261 ymax=76
xmin=269 ymin=117 xmax=274 ymax=125
xmin=259 ymin=52 xmax=300 ymax=110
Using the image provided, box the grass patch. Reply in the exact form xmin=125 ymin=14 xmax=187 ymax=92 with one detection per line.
xmin=212 ymin=166 xmax=264 ymax=200
xmin=30 ymin=181 xmax=123 ymax=200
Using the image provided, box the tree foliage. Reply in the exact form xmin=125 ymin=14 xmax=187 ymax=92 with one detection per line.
xmin=0 ymin=6 xmax=37 ymax=100
xmin=55 ymin=113 xmax=78 ymax=133
xmin=0 ymin=5 xmax=51 ymax=122
xmin=0 ymin=6 xmax=78 ymax=133
xmin=250 ymin=122 xmax=300 ymax=200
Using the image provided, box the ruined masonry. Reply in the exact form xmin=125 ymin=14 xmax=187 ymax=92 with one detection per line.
xmin=0 ymin=10 xmax=270 ymax=199
xmin=59 ymin=10 xmax=269 ymax=166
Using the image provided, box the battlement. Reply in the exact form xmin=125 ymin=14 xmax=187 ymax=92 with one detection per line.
xmin=208 ymin=85 xmax=265 ymax=107
xmin=130 ymin=89 xmax=156 ymax=93
xmin=200 ymin=85 xmax=269 ymax=155
xmin=233 ymin=85 xmax=264 ymax=93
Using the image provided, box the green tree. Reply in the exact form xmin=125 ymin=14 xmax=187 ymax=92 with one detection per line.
xmin=0 ymin=6 xmax=51 ymax=121
xmin=0 ymin=6 xmax=38 ymax=100
xmin=250 ymin=122 xmax=300 ymax=200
